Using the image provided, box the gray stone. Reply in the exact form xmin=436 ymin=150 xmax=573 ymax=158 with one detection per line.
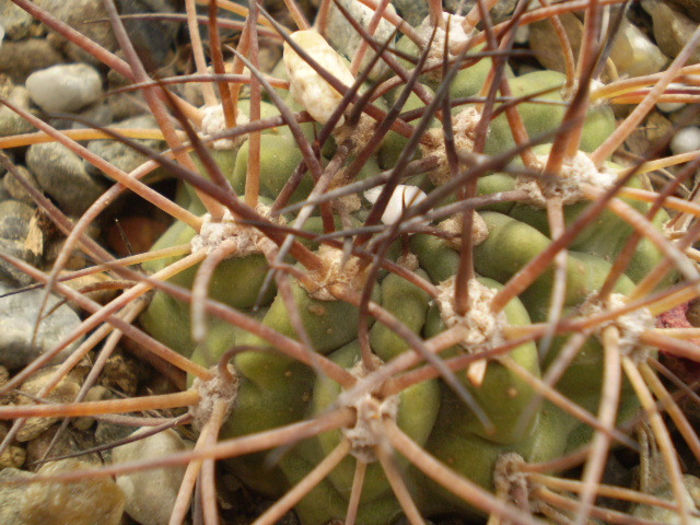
xmin=324 ymin=0 xmax=398 ymax=81
xmin=86 ymin=114 xmax=162 ymax=178
xmin=3 ymin=164 xmax=41 ymax=204
xmin=112 ymin=428 xmax=190 ymax=525
xmin=0 ymin=38 xmax=65 ymax=84
xmin=26 ymin=141 xmax=107 ymax=216
xmin=116 ymin=0 xmax=180 ymax=72
xmin=0 ymin=280 xmax=83 ymax=369
xmin=34 ymin=0 xmax=118 ymax=65
xmin=0 ymin=0 xmax=34 ymax=40
xmin=643 ymin=0 xmax=700 ymax=63
xmin=0 ymin=80 xmax=36 ymax=136
xmin=26 ymin=63 xmax=103 ymax=114
xmin=0 ymin=199 xmax=34 ymax=241
xmin=0 ymin=237 xmax=36 ymax=285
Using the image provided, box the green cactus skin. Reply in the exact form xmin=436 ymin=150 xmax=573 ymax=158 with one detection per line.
xmin=423 ymin=277 xmax=540 ymax=445
xmin=309 ymin=341 xmax=440 ymax=507
xmin=483 ymin=70 xmax=616 ymax=155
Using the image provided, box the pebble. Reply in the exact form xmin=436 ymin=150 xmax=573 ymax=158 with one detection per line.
xmin=0 ymin=237 xmax=36 ymax=285
xmin=671 ymin=126 xmax=700 ymax=155
xmin=117 ymin=0 xmax=180 ymax=72
xmin=643 ymin=0 xmax=700 ymax=65
xmin=112 ymin=428 xmax=190 ymax=525
xmin=0 ymin=281 xmax=83 ymax=370
xmin=528 ymin=13 xmax=583 ymax=76
xmin=5 ymin=458 xmax=125 ymax=525
xmin=0 ymin=38 xmax=64 ymax=84
xmin=3 ymin=164 xmax=41 ymax=204
xmin=26 ymin=63 xmax=103 ymax=114
xmin=0 ymin=0 xmax=34 ymax=40
xmin=0 ymin=78 xmax=36 ymax=136
xmin=608 ymin=19 xmax=669 ymax=78
xmin=26 ymin=141 xmax=107 ymax=216
xmin=34 ymin=0 xmax=118 ymax=65
xmin=0 ymin=199 xmax=34 ymax=241
xmin=15 ymin=368 xmax=83 ymax=442
xmin=324 ymin=0 xmax=398 ymax=81
xmin=85 ymin=114 xmax=162 ymax=179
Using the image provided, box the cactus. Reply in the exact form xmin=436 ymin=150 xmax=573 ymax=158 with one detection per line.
xmin=0 ymin=0 xmax=699 ymax=524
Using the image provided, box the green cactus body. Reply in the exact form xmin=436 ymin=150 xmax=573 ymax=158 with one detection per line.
xmin=483 ymin=70 xmax=615 ymax=155
xmin=422 ymin=277 xmax=540 ymax=445
xmin=308 ymin=341 xmax=440 ymax=507
xmin=370 ymin=269 xmax=432 ymax=361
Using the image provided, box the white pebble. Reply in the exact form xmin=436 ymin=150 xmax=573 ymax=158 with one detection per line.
xmin=26 ymin=63 xmax=103 ymax=113
xmin=670 ymin=127 xmax=700 ymax=155
xmin=364 ymin=184 xmax=427 ymax=224
xmin=112 ymin=428 xmax=190 ymax=525
xmin=284 ymin=30 xmax=355 ymax=126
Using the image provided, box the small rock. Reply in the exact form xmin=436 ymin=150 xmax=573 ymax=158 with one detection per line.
xmin=608 ymin=18 xmax=669 ymax=78
xmin=669 ymin=0 xmax=700 ymax=21
xmin=85 ymin=114 xmax=163 ymax=178
xmin=528 ymin=12 xmax=583 ymax=75
xmin=0 ymin=444 xmax=25 ymax=469
xmin=25 ymin=423 xmax=100 ymax=468
xmin=72 ymin=385 xmax=110 ymax=430
xmin=0 ymin=237 xmax=37 ymax=285
xmin=116 ymin=0 xmax=180 ymax=72
xmin=15 ymin=366 xmax=84 ymax=442
xmin=0 ymin=467 xmax=35 ymax=523
xmin=18 ymin=458 xmax=124 ymax=525
xmin=325 ymin=0 xmax=398 ymax=81
xmin=624 ymin=110 xmax=674 ymax=158
xmin=112 ymin=428 xmax=190 ymax=525
xmin=0 ymin=199 xmax=34 ymax=241
xmin=0 ymin=0 xmax=34 ymax=40
xmin=26 ymin=141 xmax=107 ymax=215
xmin=0 ymin=77 xmax=36 ymax=136
xmin=671 ymin=126 xmax=700 ymax=155
xmin=34 ymin=0 xmax=118 ymax=65
xmin=3 ymin=164 xmax=41 ymax=204
xmin=99 ymin=352 xmax=141 ymax=397
xmin=0 ymin=281 xmax=83 ymax=370
xmin=643 ymin=0 xmax=700 ymax=64
xmin=26 ymin=63 xmax=103 ymax=114
xmin=0 ymin=38 xmax=65 ymax=84
xmin=49 ymin=100 xmax=114 ymax=131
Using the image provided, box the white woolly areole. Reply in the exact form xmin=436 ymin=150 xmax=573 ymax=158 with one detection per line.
xmin=284 ymin=30 xmax=355 ymax=127
xmin=338 ymin=357 xmax=399 ymax=462
xmin=579 ymin=293 xmax=655 ymax=363
xmin=435 ymin=277 xmax=506 ymax=346
xmin=493 ymin=453 xmax=531 ymax=510
xmin=190 ymin=367 xmax=238 ymax=432
xmin=191 ymin=204 xmax=280 ymax=258
xmin=435 ymin=277 xmax=506 ymax=385
xmin=364 ymin=184 xmax=427 ymax=225
xmin=302 ymin=244 xmax=367 ymax=301
xmin=415 ymin=13 xmax=472 ymax=81
xmin=437 ymin=211 xmax=488 ymax=249
xmin=516 ymin=150 xmax=616 ymax=207
xmin=200 ymin=104 xmax=250 ymax=150
xmin=421 ymin=106 xmax=481 ymax=185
